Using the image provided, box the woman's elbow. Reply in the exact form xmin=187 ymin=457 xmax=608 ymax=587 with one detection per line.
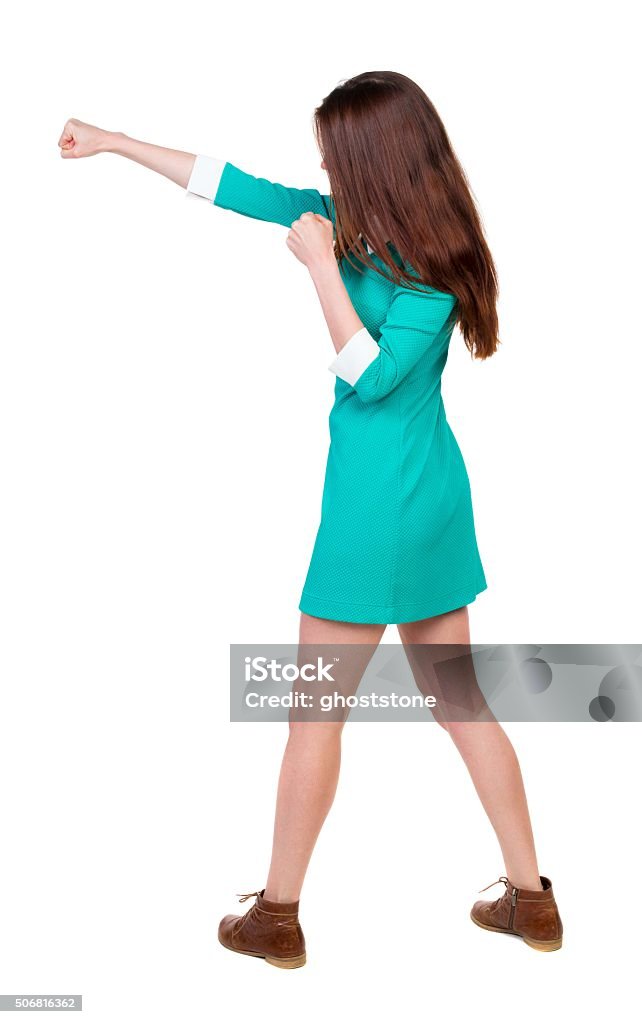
xmin=353 ymin=375 xmax=398 ymax=405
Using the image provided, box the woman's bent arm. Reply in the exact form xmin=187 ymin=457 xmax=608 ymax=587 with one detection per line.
xmin=58 ymin=118 xmax=196 ymax=188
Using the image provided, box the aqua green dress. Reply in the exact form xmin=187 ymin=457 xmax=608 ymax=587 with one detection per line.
xmin=201 ymin=159 xmax=488 ymax=624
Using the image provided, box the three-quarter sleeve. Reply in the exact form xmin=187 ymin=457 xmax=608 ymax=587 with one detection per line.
xmin=185 ymin=154 xmax=226 ymax=201
xmin=327 ymin=327 xmax=381 ymax=386
xmin=185 ymin=154 xmax=334 ymax=226
xmin=329 ymin=281 xmax=457 ymax=404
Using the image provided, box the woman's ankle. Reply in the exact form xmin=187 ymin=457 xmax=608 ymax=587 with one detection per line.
xmin=263 ymin=884 xmax=302 ymax=903
xmin=506 ymin=873 xmax=544 ymax=891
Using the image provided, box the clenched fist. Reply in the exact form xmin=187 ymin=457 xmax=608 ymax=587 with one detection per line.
xmin=286 ymin=212 xmax=335 ymax=272
xmin=58 ymin=118 xmax=112 ymax=158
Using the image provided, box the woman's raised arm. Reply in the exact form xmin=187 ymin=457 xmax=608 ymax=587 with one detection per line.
xmin=57 ymin=118 xmax=197 ymax=188
xmin=58 ymin=119 xmax=334 ymax=228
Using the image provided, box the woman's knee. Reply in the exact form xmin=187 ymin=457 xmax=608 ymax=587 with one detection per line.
xmin=442 ymin=718 xmax=500 ymax=748
xmin=287 ymin=719 xmax=344 ymax=742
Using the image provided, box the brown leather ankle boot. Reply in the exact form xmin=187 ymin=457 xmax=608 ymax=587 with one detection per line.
xmin=470 ymin=875 xmax=563 ymax=951
xmin=218 ymin=889 xmax=306 ymax=969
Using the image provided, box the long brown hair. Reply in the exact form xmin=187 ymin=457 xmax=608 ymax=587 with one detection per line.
xmin=313 ymin=71 xmax=500 ymax=360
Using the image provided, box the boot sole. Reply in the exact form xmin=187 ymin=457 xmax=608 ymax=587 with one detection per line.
xmin=218 ymin=935 xmax=306 ymax=969
xmin=470 ymin=910 xmax=562 ymax=951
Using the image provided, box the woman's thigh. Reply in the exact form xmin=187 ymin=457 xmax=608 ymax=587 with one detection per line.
xmin=397 ymin=605 xmax=494 ymax=724
xmin=299 ymin=612 xmax=387 ymax=646
xmin=291 ymin=613 xmax=387 ymax=728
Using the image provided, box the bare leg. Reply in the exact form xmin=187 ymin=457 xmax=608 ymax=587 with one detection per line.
xmin=263 ymin=614 xmax=386 ymax=903
xmin=398 ymin=606 xmax=543 ymax=891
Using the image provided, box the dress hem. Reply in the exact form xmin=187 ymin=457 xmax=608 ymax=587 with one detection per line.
xmin=298 ymin=577 xmax=488 ymax=626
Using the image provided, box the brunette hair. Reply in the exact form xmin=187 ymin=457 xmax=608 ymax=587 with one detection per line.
xmin=313 ymin=71 xmax=500 ymax=359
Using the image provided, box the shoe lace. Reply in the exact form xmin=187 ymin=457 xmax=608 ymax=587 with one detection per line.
xmin=478 ymin=875 xmax=511 ymax=894
xmin=236 ymin=890 xmax=262 ymax=903
xmin=478 ymin=876 xmax=511 ymax=911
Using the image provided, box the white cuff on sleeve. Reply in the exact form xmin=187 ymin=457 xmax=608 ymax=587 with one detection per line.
xmin=328 ymin=327 xmax=380 ymax=386
xmin=185 ymin=154 xmax=226 ymax=202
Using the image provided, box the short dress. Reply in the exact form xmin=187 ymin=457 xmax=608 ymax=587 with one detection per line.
xmin=186 ymin=155 xmax=488 ymax=624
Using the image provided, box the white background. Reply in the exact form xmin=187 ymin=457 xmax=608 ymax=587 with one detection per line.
xmin=1 ymin=0 xmax=640 ymax=1020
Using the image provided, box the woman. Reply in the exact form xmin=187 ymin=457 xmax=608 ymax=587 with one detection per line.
xmin=58 ymin=70 xmax=562 ymax=966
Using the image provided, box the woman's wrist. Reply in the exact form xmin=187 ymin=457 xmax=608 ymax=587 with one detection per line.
xmin=308 ymin=252 xmax=339 ymax=285
xmin=101 ymin=130 xmax=128 ymax=155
